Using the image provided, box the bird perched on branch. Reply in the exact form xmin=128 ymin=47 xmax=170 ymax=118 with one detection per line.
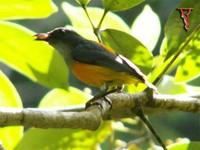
xmin=35 ymin=28 xmax=157 ymax=106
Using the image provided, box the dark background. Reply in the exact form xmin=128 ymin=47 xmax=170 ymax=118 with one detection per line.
xmin=0 ymin=0 xmax=199 ymax=143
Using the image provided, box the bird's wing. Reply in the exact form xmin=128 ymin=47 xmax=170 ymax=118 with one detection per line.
xmin=73 ymin=41 xmax=129 ymax=71
xmin=72 ymin=41 xmax=145 ymax=82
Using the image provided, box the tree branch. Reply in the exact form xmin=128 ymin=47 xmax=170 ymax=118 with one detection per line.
xmin=0 ymin=92 xmax=199 ymax=130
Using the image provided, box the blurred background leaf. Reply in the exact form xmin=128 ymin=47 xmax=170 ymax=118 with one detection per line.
xmin=131 ymin=4 xmax=161 ymax=51
xmin=0 ymin=21 xmax=68 ymax=89
xmin=39 ymin=87 xmax=92 ymax=107
xmin=62 ymin=2 xmax=130 ymax=41
xmin=0 ymin=71 xmax=23 ymax=150
xmin=0 ymin=0 xmax=57 ymax=20
xmin=157 ymin=75 xmax=187 ymax=94
xmin=15 ymin=122 xmax=112 ymax=150
xmin=102 ymin=0 xmax=144 ymax=12
xmin=0 ymin=71 xmax=22 ymax=107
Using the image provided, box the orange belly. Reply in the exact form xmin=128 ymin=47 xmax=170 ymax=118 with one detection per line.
xmin=71 ymin=61 xmax=141 ymax=87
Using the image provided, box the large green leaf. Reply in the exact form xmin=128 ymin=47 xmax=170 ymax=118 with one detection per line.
xmin=0 ymin=0 xmax=57 ymax=20
xmin=15 ymin=122 xmax=111 ymax=150
xmin=39 ymin=87 xmax=92 ymax=108
xmin=131 ymin=5 xmax=161 ymax=51
xmin=0 ymin=71 xmax=23 ymax=150
xmin=161 ymin=0 xmax=200 ymax=59
xmin=102 ymin=0 xmax=144 ymax=12
xmin=0 ymin=21 xmax=68 ymax=89
xmin=100 ymin=29 xmax=153 ymax=74
xmin=62 ymin=2 xmax=130 ymax=41
xmin=175 ymin=31 xmax=200 ymax=82
xmin=0 ymin=71 xmax=22 ymax=107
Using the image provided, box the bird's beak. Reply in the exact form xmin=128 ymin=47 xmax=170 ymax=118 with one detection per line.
xmin=34 ymin=33 xmax=49 ymax=41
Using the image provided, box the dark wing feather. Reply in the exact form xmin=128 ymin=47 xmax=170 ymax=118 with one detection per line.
xmin=72 ymin=40 xmax=133 ymax=73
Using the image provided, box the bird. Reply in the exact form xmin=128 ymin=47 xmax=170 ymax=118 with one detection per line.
xmin=35 ymin=27 xmax=157 ymax=106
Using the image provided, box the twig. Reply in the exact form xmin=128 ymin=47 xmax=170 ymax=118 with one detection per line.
xmin=153 ymin=24 xmax=200 ymax=85
xmin=132 ymin=103 xmax=167 ymax=150
xmin=81 ymin=4 xmax=95 ymax=30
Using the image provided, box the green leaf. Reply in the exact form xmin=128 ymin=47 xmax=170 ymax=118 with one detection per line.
xmin=0 ymin=71 xmax=23 ymax=150
xmin=187 ymin=75 xmax=200 ymax=86
xmin=175 ymin=31 xmax=200 ymax=82
xmin=157 ymin=75 xmax=187 ymax=94
xmin=15 ymin=122 xmax=111 ymax=150
xmin=100 ymin=29 xmax=153 ymax=74
xmin=102 ymin=0 xmax=144 ymax=12
xmin=168 ymin=141 xmax=200 ymax=150
xmin=62 ymin=2 xmax=130 ymax=40
xmin=0 ymin=21 xmax=68 ymax=89
xmin=0 ymin=0 xmax=57 ymax=20
xmin=18 ymin=88 xmax=110 ymax=150
xmin=131 ymin=5 xmax=161 ymax=51
xmin=39 ymin=87 xmax=92 ymax=108
xmin=0 ymin=71 xmax=22 ymax=107
xmin=161 ymin=0 xmax=200 ymax=59
xmin=76 ymin=0 xmax=90 ymax=6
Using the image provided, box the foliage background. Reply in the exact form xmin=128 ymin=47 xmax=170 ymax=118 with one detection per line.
xmin=0 ymin=0 xmax=199 ymax=149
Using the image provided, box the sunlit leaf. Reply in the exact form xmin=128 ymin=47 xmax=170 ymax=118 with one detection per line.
xmin=62 ymin=2 xmax=130 ymax=41
xmin=131 ymin=5 xmax=161 ymax=51
xmin=0 ymin=21 xmax=68 ymax=89
xmin=0 ymin=71 xmax=22 ymax=107
xmin=0 ymin=0 xmax=57 ymax=20
xmin=102 ymin=0 xmax=144 ymax=12
xmin=0 ymin=71 xmax=23 ymax=150
xmin=175 ymin=31 xmax=200 ymax=82
xmin=161 ymin=0 xmax=200 ymax=59
xmin=157 ymin=75 xmax=187 ymax=94
xmin=100 ymin=29 xmax=153 ymax=74
xmin=39 ymin=87 xmax=92 ymax=108
xmin=15 ymin=122 xmax=111 ymax=150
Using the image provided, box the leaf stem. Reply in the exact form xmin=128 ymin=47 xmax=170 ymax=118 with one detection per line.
xmin=81 ymin=4 xmax=96 ymax=30
xmin=97 ymin=10 xmax=108 ymax=29
xmin=93 ymin=10 xmax=108 ymax=43
xmin=81 ymin=4 xmax=108 ymax=43
xmin=153 ymin=24 xmax=200 ymax=85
